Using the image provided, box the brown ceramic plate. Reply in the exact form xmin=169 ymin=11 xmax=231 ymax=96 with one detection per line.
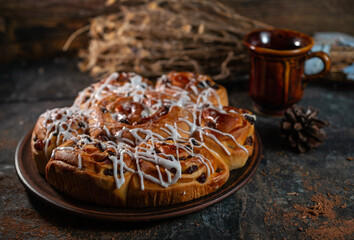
xmin=15 ymin=130 xmax=262 ymax=221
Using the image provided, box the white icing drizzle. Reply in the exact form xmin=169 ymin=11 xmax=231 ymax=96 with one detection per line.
xmin=241 ymin=113 xmax=257 ymax=122
xmin=39 ymin=72 xmax=254 ymax=191
xmin=41 ymin=107 xmax=89 ymax=159
xmin=78 ymin=154 xmax=82 ymax=169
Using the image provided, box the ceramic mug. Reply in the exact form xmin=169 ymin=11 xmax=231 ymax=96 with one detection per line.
xmin=243 ymin=28 xmax=331 ymax=115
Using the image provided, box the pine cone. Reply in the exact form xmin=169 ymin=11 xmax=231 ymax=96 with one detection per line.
xmin=280 ymin=105 xmax=330 ymax=153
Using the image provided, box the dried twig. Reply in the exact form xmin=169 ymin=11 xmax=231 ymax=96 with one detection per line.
xmin=75 ymin=0 xmax=271 ymax=79
xmin=63 ymin=25 xmax=90 ymax=51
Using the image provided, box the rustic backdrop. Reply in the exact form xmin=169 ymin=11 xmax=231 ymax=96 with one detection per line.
xmin=1 ymin=0 xmax=353 ymax=62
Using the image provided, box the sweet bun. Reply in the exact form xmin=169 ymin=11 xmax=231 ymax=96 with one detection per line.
xmin=32 ymin=71 xmax=256 ymax=207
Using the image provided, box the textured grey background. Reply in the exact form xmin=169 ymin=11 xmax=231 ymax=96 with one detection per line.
xmin=0 ymin=58 xmax=353 ymax=239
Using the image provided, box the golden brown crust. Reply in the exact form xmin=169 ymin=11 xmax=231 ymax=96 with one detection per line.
xmin=155 ymin=71 xmax=228 ymax=106
xmin=32 ymin=108 xmax=89 ymax=175
xmin=199 ymin=107 xmax=255 ymax=170
xmin=45 ymin=137 xmax=230 ymax=207
xmin=46 ymin=160 xmax=131 ymax=207
xmin=32 ymin=71 xmax=256 ymax=207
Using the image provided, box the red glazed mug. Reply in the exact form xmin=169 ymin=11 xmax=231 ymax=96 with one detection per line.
xmin=243 ymin=28 xmax=331 ymax=115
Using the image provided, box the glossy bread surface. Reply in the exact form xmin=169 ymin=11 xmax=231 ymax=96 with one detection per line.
xmin=31 ymin=71 xmax=256 ymax=207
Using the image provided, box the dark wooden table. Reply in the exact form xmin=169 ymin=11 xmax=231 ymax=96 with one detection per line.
xmin=0 ymin=58 xmax=353 ymax=239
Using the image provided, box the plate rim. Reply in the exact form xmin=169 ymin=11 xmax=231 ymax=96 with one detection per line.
xmin=15 ymin=129 xmax=262 ymax=221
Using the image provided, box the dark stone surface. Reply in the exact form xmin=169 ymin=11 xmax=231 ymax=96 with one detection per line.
xmin=0 ymin=58 xmax=353 ymax=239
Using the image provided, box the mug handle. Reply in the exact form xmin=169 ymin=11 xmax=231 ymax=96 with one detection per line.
xmin=303 ymin=51 xmax=331 ymax=82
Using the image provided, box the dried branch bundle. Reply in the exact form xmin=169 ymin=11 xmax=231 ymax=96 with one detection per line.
xmin=77 ymin=0 xmax=271 ymax=80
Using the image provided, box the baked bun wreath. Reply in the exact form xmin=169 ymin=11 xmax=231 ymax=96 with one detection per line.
xmin=31 ymin=71 xmax=256 ymax=207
